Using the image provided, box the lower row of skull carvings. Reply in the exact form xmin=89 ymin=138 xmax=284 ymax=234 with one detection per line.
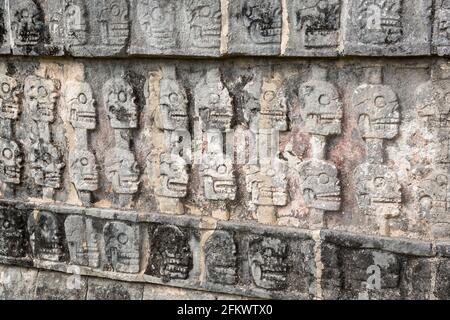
xmin=0 ymin=208 xmax=290 ymax=290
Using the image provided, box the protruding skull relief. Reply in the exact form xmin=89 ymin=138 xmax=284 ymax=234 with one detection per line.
xmin=0 ymin=138 xmax=22 ymax=185
xmin=354 ymin=163 xmax=402 ymax=218
xmin=10 ymin=0 xmax=43 ymax=46
xmin=146 ymin=225 xmax=192 ymax=281
xmin=103 ymin=222 xmax=140 ymax=273
xmin=242 ymin=0 xmax=282 ymax=44
xmin=298 ymin=159 xmax=341 ymax=212
xmin=186 ymin=0 xmax=221 ymax=48
xmin=98 ymin=0 xmax=129 ymax=46
xmin=299 ymin=68 xmax=343 ymax=136
xmin=69 ymin=150 xmax=98 ymax=192
xmin=353 ymin=70 xmax=400 ymax=140
xmin=156 ymin=74 xmax=188 ymax=131
xmin=0 ymin=75 xmax=21 ymax=120
xmin=201 ymin=133 xmax=236 ymax=201
xmin=356 ymin=0 xmax=403 ymax=45
xmin=105 ymin=148 xmax=139 ymax=194
xmin=103 ymin=77 xmax=138 ymax=129
xmin=0 ymin=206 xmax=27 ymax=258
xmin=417 ymin=172 xmax=448 ymax=219
xmin=248 ymin=236 xmax=288 ymax=290
xmin=66 ymin=80 xmax=96 ymax=130
xmin=64 ymin=215 xmax=100 ymax=268
xmin=195 ymin=69 xmax=233 ymax=132
xmin=25 ymin=75 xmax=60 ymax=123
xmin=49 ymin=0 xmax=88 ymax=46
xmin=246 ymin=163 xmax=288 ymax=208
xmin=204 ymin=231 xmax=237 ymax=285
xmin=296 ymin=0 xmax=341 ymax=48
xmin=138 ymin=0 xmax=177 ymax=49
xmin=29 ymin=141 xmax=65 ymax=189
xmin=156 ymin=152 xmax=189 ymax=198
xmin=28 ymin=211 xmax=65 ymax=262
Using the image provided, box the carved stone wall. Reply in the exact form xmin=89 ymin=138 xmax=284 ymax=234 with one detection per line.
xmin=0 ymin=0 xmax=449 ymax=300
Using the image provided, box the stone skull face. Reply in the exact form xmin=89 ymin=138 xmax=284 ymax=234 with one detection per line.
xmin=0 ymin=75 xmax=21 ymax=120
xmin=66 ymin=80 xmax=96 ymax=130
xmin=298 ymin=159 xmax=341 ymax=211
xmin=0 ymin=206 xmax=27 ymax=258
xmin=246 ymin=164 xmax=288 ymax=207
xmin=140 ymin=0 xmax=176 ymax=48
xmin=25 ymin=76 xmax=60 ymax=123
xmin=148 ymin=225 xmax=192 ymax=280
xmin=156 ymin=77 xmax=188 ymax=131
xmin=195 ymin=71 xmax=233 ymax=131
xmin=69 ymin=150 xmax=98 ymax=192
xmin=156 ymin=153 xmax=188 ymax=198
xmin=103 ymin=77 xmax=138 ymax=129
xmin=242 ymin=0 xmax=282 ymax=44
xmin=418 ymin=172 xmax=448 ymax=219
xmin=99 ymin=0 xmax=129 ymax=45
xmin=204 ymin=231 xmax=237 ymax=285
xmin=354 ymin=84 xmax=400 ymax=140
xmin=105 ymin=148 xmax=140 ymax=194
xmin=0 ymin=138 xmax=22 ymax=185
xmin=300 ymin=80 xmax=343 ymax=136
xmin=202 ymin=153 xmax=236 ymax=201
xmin=104 ymin=222 xmax=140 ymax=273
xmin=30 ymin=141 xmax=65 ymax=189
xmin=249 ymin=236 xmax=288 ymax=290
xmin=28 ymin=211 xmax=64 ymax=262
xmin=354 ymin=163 xmax=402 ymax=218
xmin=11 ymin=0 xmax=43 ymax=46
xmin=257 ymin=76 xmax=288 ymax=131
xmin=187 ymin=0 xmax=221 ymax=48
xmin=64 ymin=2 xmax=88 ymax=44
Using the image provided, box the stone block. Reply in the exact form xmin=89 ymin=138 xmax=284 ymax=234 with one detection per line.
xmin=86 ymin=277 xmax=144 ymax=300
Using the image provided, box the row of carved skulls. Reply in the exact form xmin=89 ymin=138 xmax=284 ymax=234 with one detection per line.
xmin=0 ymin=206 xmax=290 ymax=290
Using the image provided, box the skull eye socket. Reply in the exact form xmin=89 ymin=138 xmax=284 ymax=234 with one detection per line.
xmin=38 ymin=86 xmax=48 ymax=97
xmin=263 ymin=90 xmax=275 ymax=102
xmin=217 ymin=164 xmax=227 ymax=174
xmin=318 ymin=173 xmax=329 ymax=184
xmin=80 ymin=157 xmax=89 ymax=166
xmin=209 ymin=93 xmax=220 ymax=104
xmin=2 ymin=148 xmax=13 ymax=160
xmin=319 ymin=94 xmax=330 ymax=105
xmin=118 ymin=91 xmax=127 ymax=103
xmin=78 ymin=93 xmax=87 ymax=104
xmin=374 ymin=177 xmax=385 ymax=188
xmin=151 ymin=7 xmax=163 ymax=19
xmin=111 ymin=4 xmax=121 ymax=16
xmin=1 ymin=83 xmax=11 ymax=94
xmin=169 ymin=93 xmax=179 ymax=104
xmin=199 ymin=6 xmax=211 ymax=16
xmin=374 ymin=96 xmax=386 ymax=108
xmin=118 ymin=233 xmax=128 ymax=245
xmin=21 ymin=9 xmax=30 ymax=19
xmin=317 ymin=0 xmax=328 ymax=10
xmin=445 ymin=92 xmax=450 ymax=103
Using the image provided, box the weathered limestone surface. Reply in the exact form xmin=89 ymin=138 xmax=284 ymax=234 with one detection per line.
xmin=0 ymin=1 xmax=450 ymax=301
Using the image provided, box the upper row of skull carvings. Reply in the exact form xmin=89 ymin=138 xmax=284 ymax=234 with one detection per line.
xmin=0 ymin=69 xmax=404 ymax=141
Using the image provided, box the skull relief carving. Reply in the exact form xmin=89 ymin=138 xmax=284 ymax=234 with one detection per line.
xmin=156 ymin=152 xmax=189 ymax=198
xmin=11 ymin=0 xmax=43 ymax=46
xmin=299 ymin=74 xmax=343 ymax=136
xmin=0 ymin=138 xmax=22 ymax=185
xmin=69 ymin=150 xmax=98 ymax=192
xmin=298 ymin=159 xmax=341 ymax=212
xmin=64 ymin=0 xmax=88 ymax=45
xmin=0 ymin=206 xmax=27 ymax=258
xmin=66 ymin=80 xmax=96 ymax=130
xmin=156 ymin=75 xmax=189 ymax=131
xmin=29 ymin=141 xmax=65 ymax=189
xmin=147 ymin=225 xmax=192 ymax=281
xmin=186 ymin=0 xmax=221 ymax=48
xmin=204 ymin=231 xmax=238 ymax=285
xmin=354 ymin=163 xmax=402 ymax=218
xmin=0 ymin=75 xmax=21 ymax=120
xmin=246 ymin=163 xmax=288 ymax=207
xmin=98 ymin=0 xmax=129 ymax=46
xmin=417 ymin=172 xmax=448 ymax=219
xmin=242 ymin=0 xmax=282 ymax=44
xmin=353 ymin=79 xmax=400 ymax=140
xmin=105 ymin=147 xmax=139 ymax=194
xmin=195 ymin=70 xmax=233 ymax=132
xmin=28 ymin=211 xmax=65 ymax=262
xmin=138 ymin=0 xmax=176 ymax=48
xmin=25 ymin=75 xmax=60 ymax=123
xmin=103 ymin=77 xmax=138 ymax=129
xmin=248 ymin=236 xmax=288 ymax=290
xmin=103 ymin=221 xmax=140 ymax=273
